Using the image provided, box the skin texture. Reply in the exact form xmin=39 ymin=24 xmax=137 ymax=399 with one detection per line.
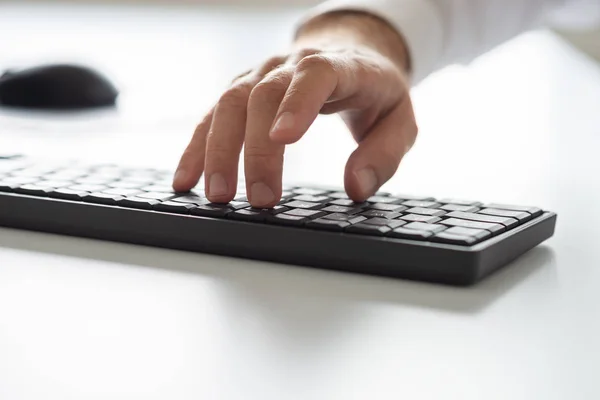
xmin=173 ymin=11 xmax=418 ymax=208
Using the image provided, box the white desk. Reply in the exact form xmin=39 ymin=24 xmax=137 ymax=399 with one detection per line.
xmin=1 ymin=3 xmax=599 ymax=399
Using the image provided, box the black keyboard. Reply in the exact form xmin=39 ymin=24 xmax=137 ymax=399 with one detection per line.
xmin=0 ymin=154 xmax=556 ymax=286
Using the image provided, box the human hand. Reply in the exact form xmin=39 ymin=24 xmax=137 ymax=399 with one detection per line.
xmin=173 ymin=12 xmax=418 ymax=208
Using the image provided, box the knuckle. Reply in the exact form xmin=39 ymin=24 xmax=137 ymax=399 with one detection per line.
xmin=294 ymin=47 xmax=322 ymax=60
xmin=218 ymin=82 xmax=254 ymax=109
xmin=249 ymin=71 xmax=291 ymax=104
xmin=296 ymin=54 xmax=334 ymax=74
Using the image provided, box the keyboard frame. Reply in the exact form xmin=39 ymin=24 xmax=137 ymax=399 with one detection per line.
xmin=0 ymin=191 xmax=557 ymax=286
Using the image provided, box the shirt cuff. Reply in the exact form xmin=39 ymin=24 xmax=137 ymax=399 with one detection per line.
xmin=297 ymin=0 xmax=444 ymax=85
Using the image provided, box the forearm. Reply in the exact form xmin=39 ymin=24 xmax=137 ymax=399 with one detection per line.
xmin=294 ymin=11 xmax=411 ymax=75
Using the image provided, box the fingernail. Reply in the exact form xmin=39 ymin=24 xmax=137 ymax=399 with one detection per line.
xmin=173 ymin=169 xmax=187 ymax=185
xmin=355 ymin=167 xmax=378 ymax=197
xmin=271 ymin=112 xmax=295 ymax=135
xmin=250 ymin=182 xmax=275 ymax=207
xmin=209 ymin=173 xmax=228 ymax=197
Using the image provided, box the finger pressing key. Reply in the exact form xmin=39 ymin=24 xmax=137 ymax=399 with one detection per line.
xmin=245 ymin=66 xmax=295 ymax=208
xmin=204 ymin=56 xmax=286 ymax=203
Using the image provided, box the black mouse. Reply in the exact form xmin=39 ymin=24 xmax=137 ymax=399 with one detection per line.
xmin=0 ymin=64 xmax=119 ymax=110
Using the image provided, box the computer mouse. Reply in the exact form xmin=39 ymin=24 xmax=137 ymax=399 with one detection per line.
xmin=0 ymin=64 xmax=119 ymax=110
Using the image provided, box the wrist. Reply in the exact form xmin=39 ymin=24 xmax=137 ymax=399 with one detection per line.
xmin=294 ymin=11 xmax=411 ymax=75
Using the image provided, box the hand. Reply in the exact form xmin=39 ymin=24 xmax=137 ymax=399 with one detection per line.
xmin=173 ymin=12 xmax=418 ymax=208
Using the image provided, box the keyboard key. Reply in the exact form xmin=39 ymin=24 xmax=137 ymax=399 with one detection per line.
xmin=328 ymin=199 xmax=367 ymax=208
xmin=102 ymin=188 xmax=143 ymax=197
xmin=445 ymin=211 xmax=518 ymax=229
xmin=137 ymin=192 xmax=176 ymax=201
xmin=171 ymin=195 xmax=208 ymax=205
xmin=117 ymin=197 xmax=160 ymax=210
xmin=190 ymin=204 xmax=232 ymax=218
xmin=0 ymin=176 xmax=39 ymax=191
xmin=403 ymin=222 xmax=447 ymax=234
xmin=293 ymin=188 xmax=328 ymax=196
xmin=13 ymin=185 xmax=51 ymax=196
xmin=329 ymin=192 xmax=349 ymax=199
xmin=400 ymin=214 xmax=442 ymax=224
xmin=293 ymin=194 xmax=330 ymax=203
xmin=69 ymin=184 xmax=107 ymax=193
xmin=284 ymin=209 xmax=326 ymax=219
xmin=322 ymin=213 xmax=367 ymax=224
xmin=282 ymin=200 xmax=323 ymax=210
xmin=34 ymin=180 xmax=72 ymax=189
xmin=440 ymin=204 xmax=481 ymax=213
xmin=483 ymin=203 xmax=543 ymax=218
xmin=227 ymin=201 xmax=251 ymax=210
xmin=75 ymin=176 xmax=114 ymax=185
xmin=108 ymin=181 xmax=146 ymax=189
xmin=153 ymin=201 xmax=195 ymax=214
xmin=360 ymin=210 xmax=402 ymax=219
xmin=366 ymin=195 xmax=401 ymax=204
xmin=368 ymin=203 xmax=407 ymax=212
xmin=267 ymin=213 xmax=308 ymax=226
xmin=405 ymin=207 xmax=446 ymax=217
xmin=306 ymin=219 xmax=350 ymax=232
xmin=440 ymin=218 xmax=505 ymax=235
xmin=321 ymin=205 xmax=362 ymax=214
xmin=141 ymin=184 xmax=176 ymax=193
xmin=83 ymin=192 xmax=123 ymax=205
xmin=48 ymin=188 xmax=87 ymax=201
xmin=479 ymin=208 xmax=533 ymax=223
xmin=362 ymin=218 xmax=407 ymax=229
xmin=394 ymin=194 xmax=436 ymax=201
xmin=431 ymin=226 xmax=491 ymax=245
xmin=346 ymin=223 xmax=392 ymax=236
xmin=402 ymin=200 xmax=441 ymax=208
xmin=439 ymin=199 xmax=482 ymax=206
xmin=387 ymin=228 xmax=433 ymax=240
xmin=228 ymin=209 xmax=267 ymax=222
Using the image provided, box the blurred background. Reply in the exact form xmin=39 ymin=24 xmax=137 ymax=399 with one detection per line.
xmin=1 ymin=0 xmax=599 ymax=203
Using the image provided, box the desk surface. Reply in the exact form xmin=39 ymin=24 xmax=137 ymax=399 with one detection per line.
xmin=1 ymin=3 xmax=599 ymax=400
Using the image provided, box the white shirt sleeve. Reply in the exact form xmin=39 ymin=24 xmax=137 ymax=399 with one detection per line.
xmin=300 ymin=0 xmax=600 ymax=84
